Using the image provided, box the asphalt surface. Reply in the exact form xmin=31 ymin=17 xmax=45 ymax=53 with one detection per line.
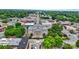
xmin=17 ymin=37 xmax=28 ymax=49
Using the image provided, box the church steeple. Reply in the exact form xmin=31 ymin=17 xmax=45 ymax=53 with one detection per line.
xmin=36 ymin=12 xmax=40 ymax=24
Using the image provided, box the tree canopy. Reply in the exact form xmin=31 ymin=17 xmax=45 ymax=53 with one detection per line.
xmin=46 ymin=11 xmax=79 ymax=22
xmin=0 ymin=9 xmax=28 ymax=19
xmin=43 ymin=36 xmax=55 ymax=49
xmin=4 ymin=23 xmax=25 ymax=38
xmin=43 ymin=35 xmax=63 ymax=49
xmin=48 ymin=24 xmax=63 ymax=36
xmin=43 ymin=24 xmax=63 ymax=49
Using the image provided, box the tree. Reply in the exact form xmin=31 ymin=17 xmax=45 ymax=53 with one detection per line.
xmin=49 ymin=24 xmax=63 ymax=36
xmin=0 ymin=9 xmax=29 ymax=20
xmin=56 ymin=15 xmax=67 ymax=21
xmin=0 ymin=15 xmax=7 ymax=19
xmin=4 ymin=23 xmax=25 ymax=38
xmin=2 ymin=20 xmax=8 ymax=23
xmin=6 ymin=25 xmax=14 ymax=30
xmin=43 ymin=35 xmax=63 ymax=49
xmin=40 ymin=17 xmax=49 ymax=19
xmin=76 ymin=40 xmax=79 ymax=47
xmin=47 ymin=11 xmax=79 ymax=22
xmin=15 ymin=22 xmax=25 ymax=35
xmin=5 ymin=28 xmax=15 ymax=37
xmin=19 ymin=26 xmax=25 ymax=35
xmin=43 ymin=36 xmax=55 ymax=49
xmin=15 ymin=22 xmax=21 ymax=28
xmin=54 ymin=35 xmax=63 ymax=48
xmin=63 ymin=43 xmax=73 ymax=49
xmin=13 ymin=28 xmax=22 ymax=37
xmin=5 ymin=27 xmax=24 ymax=38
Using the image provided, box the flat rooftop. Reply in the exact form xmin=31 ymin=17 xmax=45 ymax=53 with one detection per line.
xmin=0 ymin=38 xmax=22 ymax=46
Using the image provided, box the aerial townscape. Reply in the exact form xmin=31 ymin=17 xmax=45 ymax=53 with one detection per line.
xmin=0 ymin=9 xmax=79 ymax=49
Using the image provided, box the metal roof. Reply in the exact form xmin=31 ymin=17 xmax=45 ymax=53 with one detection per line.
xmin=0 ymin=38 xmax=22 ymax=45
xmin=28 ymin=24 xmax=47 ymax=32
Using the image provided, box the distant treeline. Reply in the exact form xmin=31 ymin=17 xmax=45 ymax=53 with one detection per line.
xmin=0 ymin=9 xmax=28 ymax=19
xmin=0 ymin=9 xmax=79 ymax=22
xmin=45 ymin=11 xmax=79 ymax=22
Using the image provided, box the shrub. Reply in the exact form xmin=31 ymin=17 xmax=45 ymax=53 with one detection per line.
xmin=76 ymin=40 xmax=79 ymax=47
xmin=63 ymin=43 xmax=73 ymax=49
xmin=62 ymin=37 xmax=69 ymax=40
xmin=0 ymin=45 xmax=11 ymax=49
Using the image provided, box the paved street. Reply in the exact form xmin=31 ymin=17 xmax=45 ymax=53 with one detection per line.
xmin=17 ymin=37 xmax=28 ymax=49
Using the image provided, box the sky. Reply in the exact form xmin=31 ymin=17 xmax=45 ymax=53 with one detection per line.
xmin=0 ymin=0 xmax=79 ymax=10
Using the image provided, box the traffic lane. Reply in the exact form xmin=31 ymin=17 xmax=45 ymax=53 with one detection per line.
xmin=17 ymin=37 xmax=28 ymax=49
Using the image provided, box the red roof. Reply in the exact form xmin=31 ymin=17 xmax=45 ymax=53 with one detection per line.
xmin=21 ymin=20 xmax=34 ymax=23
xmin=0 ymin=27 xmax=4 ymax=32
